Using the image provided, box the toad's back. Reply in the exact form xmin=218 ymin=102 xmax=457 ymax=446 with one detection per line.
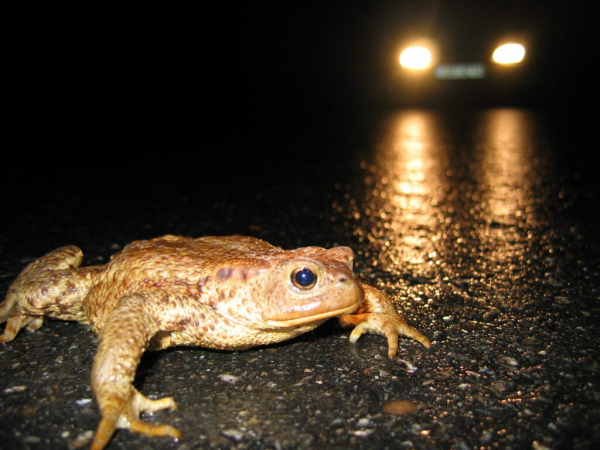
xmin=83 ymin=235 xmax=284 ymax=323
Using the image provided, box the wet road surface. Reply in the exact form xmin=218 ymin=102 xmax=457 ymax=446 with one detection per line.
xmin=1 ymin=108 xmax=599 ymax=449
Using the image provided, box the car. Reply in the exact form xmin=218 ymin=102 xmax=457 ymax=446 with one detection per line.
xmin=400 ymin=40 xmax=525 ymax=78
xmin=392 ymin=33 xmax=534 ymax=106
xmin=371 ymin=0 xmax=565 ymax=108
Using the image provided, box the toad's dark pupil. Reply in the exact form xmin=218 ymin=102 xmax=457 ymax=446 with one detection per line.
xmin=293 ymin=268 xmax=316 ymax=288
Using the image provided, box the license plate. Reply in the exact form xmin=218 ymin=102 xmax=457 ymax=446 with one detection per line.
xmin=435 ymin=63 xmax=486 ymax=80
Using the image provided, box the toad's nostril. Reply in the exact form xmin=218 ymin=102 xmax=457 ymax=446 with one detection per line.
xmin=339 ymin=276 xmax=347 ymax=282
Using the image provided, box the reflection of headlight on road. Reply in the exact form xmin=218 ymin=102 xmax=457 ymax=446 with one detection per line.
xmin=492 ymin=43 xmax=525 ymax=64
xmin=400 ymin=46 xmax=432 ymax=70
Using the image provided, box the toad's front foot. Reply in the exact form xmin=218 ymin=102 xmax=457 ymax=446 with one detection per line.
xmin=91 ymin=390 xmax=181 ymax=450
xmin=90 ymin=292 xmax=186 ymax=449
xmin=339 ymin=312 xmax=431 ymax=358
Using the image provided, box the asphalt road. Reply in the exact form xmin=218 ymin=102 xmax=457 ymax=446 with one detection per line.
xmin=1 ymin=108 xmax=599 ymax=449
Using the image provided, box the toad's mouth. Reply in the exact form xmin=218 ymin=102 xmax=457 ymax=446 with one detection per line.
xmin=264 ymin=304 xmax=359 ymax=328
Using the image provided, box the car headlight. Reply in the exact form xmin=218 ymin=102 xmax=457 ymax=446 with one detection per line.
xmin=492 ymin=43 xmax=526 ymax=64
xmin=400 ymin=46 xmax=433 ymax=70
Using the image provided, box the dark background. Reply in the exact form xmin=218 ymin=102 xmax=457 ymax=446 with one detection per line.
xmin=4 ymin=0 xmax=597 ymax=196
xmin=2 ymin=2 xmax=600 ymax=449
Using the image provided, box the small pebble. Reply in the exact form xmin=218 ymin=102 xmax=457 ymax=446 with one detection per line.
xmin=490 ymin=380 xmax=515 ymax=397
xmin=348 ymin=429 xmax=375 ymax=437
xmin=357 ymin=418 xmax=370 ymax=427
xmin=219 ymin=374 xmax=239 ymax=384
xmin=481 ymin=429 xmax=494 ymax=445
xmin=496 ymin=356 xmax=519 ymax=371
xmin=222 ymin=428 xmax=245 ymax=442
xmin=403 ymin=360 xmax=418 ymax=373
xmin=3 ymin=385 xmax=27 ymax=394
xmin=482 ymin=308 xmax=500 ymax=322
xmin=68 ymin=431 xmax=94 ymax=449
xmin=532 ymin=441 xmax=552 ymax=450
xmin=330 ymin=418 xmax=344 ymax=428
xmin=382 ymin=399 xmax=420 ymax=415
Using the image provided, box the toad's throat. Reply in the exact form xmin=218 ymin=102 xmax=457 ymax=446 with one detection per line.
xmin=265 ymin=304 xmax=359 ymax=328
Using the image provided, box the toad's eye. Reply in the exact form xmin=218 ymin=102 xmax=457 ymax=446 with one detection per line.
xmin=291 ymin=268 xmax=317 ymax=289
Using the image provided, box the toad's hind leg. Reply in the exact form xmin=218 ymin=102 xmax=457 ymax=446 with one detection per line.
xmin=0 ymin=245 xmax=89 ymax=343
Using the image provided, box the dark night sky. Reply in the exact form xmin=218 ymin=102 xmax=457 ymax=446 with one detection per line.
xmin=10 ymin=2 xmax=593 ymax=104
xmin=3 ymin=1 xmax=597 ymax=193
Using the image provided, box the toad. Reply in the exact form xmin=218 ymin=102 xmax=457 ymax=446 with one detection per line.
xmin=0 ymin=235 xmax=430 ymax=449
